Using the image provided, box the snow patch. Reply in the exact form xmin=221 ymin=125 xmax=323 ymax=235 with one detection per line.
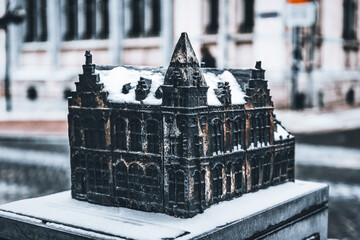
xmin=97 ymin=67 xmax=247 ymax=106
xmin=203 ymin=71 xmax=247 ymax=106
xmin=274 ymin=123 xmax=292 ymax=141
xmin=97 ymin=67 xmax=164 ymax=105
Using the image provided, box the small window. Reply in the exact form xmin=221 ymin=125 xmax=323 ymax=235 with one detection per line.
xmin=212 ymin=120 xmax=223 ymax=154
xmin=114 ymin=161 xmax=128 ymax=198
xmin=129 ymin=118 xmax=142 ymax=151
xmin=97 ymin=0 xmax=109 ymax=39
xmin=193 ymin=171 xmax=201 ymax=206
xmin=83 ymin=0 xmax=96 ymax=39
xmin=206 ymin=0 xmax=219 ymax=34
xmin=251 ymin=156 xmax=260 ymax=189
xmin=144 ymin=165 xmax=160 ymax=202
xmin=234 ymin=161 xmax=242 ymax=192
xmin=128 ymin=0 xmax=145 ymax=37
xmin=343 ymin=0 xmax=357 ymax=41
xmin=226 ymin=163 xmax=232 ymax=194
xmin=84 ymin=118 xmax=97 ymax=148
xmin=212 ymin=164 xmax=223 ymax=200
xmin=146 ymin=120 xmax=159 ymax=154
xmin=115 ymin=118 xmax=127 ymax=150
xmin=238 ymin=0 xmax=255 ymax=33
xmin=168 ymin=170 xmax=185 ymax=203
xmin=128 ymin=163 xmax=144 ymax=201
xmin=64 ymin=0 xmax=78 ymax=41
xmin=148 ymin=0 xmax=161 ymax=36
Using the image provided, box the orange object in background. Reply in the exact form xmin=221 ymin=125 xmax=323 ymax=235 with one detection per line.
xmin=287 ymin=0 xmax=312 ymax=4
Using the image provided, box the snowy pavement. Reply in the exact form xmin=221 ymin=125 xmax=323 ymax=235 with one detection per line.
xmin=275 ymin=107 xmax=360 ymax=134
xmin=296 ymin=144 xmax=360 ymax=169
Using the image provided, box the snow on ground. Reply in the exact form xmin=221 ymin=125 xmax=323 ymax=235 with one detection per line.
xmin=275 ymin=107 xmax=360 ymax=134
xmin=0 ymin=147 xmax=69 ymax=169
xmin=296 ymin=143 xmax=360 ymax=170
xmin=0 ymin=181 xmax=326 ymax=240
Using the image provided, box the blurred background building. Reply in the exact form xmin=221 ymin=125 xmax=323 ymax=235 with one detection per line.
xmin=0 ymin=1 xmax=360 ymax=239
xmin=0 ymin=0 xmax=359 ymax=109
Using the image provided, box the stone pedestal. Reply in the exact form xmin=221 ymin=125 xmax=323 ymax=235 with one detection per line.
xmin=0 ymin=180 xmax=328 ymax=240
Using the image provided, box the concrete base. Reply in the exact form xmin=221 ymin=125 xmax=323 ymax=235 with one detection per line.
xmin=0 ymin=180 xmax=328 ymax=240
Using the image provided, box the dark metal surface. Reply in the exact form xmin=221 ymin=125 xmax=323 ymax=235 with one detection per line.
xmin=68 ymin=33 xmax=295 ymax=218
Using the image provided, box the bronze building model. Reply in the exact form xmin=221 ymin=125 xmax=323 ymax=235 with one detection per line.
xmin=68 ymin=33 xmax=295 ymax=218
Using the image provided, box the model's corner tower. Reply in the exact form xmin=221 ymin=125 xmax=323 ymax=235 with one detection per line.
xmin=161 ymin=33 xmax=209 ymax=217
xmin=68 ymin=51 xmax=112 ymax=203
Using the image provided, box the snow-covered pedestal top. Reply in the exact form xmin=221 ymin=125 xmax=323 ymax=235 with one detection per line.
xmin=0 ymin=180 xmax=328 ymax=240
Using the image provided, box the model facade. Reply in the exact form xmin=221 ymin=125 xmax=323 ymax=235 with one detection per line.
xmin=68 ymin=33 xmax=295 ymax=218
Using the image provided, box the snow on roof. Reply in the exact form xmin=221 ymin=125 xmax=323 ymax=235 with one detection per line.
xmin=97 ymin=67 xmax=165 ymax=105
xmin=203 ymin=70 xmax=246 ymax=106
xmin=274 ymin=122 xmax=293 ymax=141
xmin=97 ymin=67 xmax=247 ymax=106
xmin=0 ymin=181 xmax=327 ymax=240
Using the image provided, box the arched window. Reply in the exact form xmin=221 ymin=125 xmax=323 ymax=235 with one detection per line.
xmin=128 ymin=163 xmax=144 ymax=201
xmin=115 ymin=118 xmax=127 ymax=150
xmin=84 ymin=118 xmax=97 ymax=148
xmin=129 ymin=118 xmax=142 ymax=151
xmin=225 ymin=120 xmax=231 ymax=152
xmin=144 ymin=165 xmax=160 ymax=202
xmin=234 ymin=161 xmax=242 ymax=193
xmin=251 ymin=156 xmax=260 ymax=189
xmin=212 ymin=164 xmax=223 ymax=201
xmin=168 ymin=170 xmax=185 ymax=203
xmin=87 ymin=156 xmax=110 ymax=194
xmin=115 ymin=161 xmax=128 ymax=198
xmin=146 ymin=120 xmax=159 ymax=154
xmin=212 ymin=120 xmax=223 ymax=155
xmin=193 ymin=171 xmax=201 ymax=207
xmin=226 ymin=163 xmax=232 ymax=194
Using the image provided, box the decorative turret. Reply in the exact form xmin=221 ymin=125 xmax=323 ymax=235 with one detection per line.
xmin=162 ymin=33 xmax=208 ymax=107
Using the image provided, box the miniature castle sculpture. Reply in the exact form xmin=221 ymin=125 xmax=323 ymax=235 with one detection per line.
xmin=68 ymin=33 xmax=295 ymax=218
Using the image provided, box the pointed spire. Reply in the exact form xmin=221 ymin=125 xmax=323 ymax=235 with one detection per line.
xmin=164 ymin=33 xmax=206 ymax=87
xmin=169 ymin=32 xmax=200 ymax=67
